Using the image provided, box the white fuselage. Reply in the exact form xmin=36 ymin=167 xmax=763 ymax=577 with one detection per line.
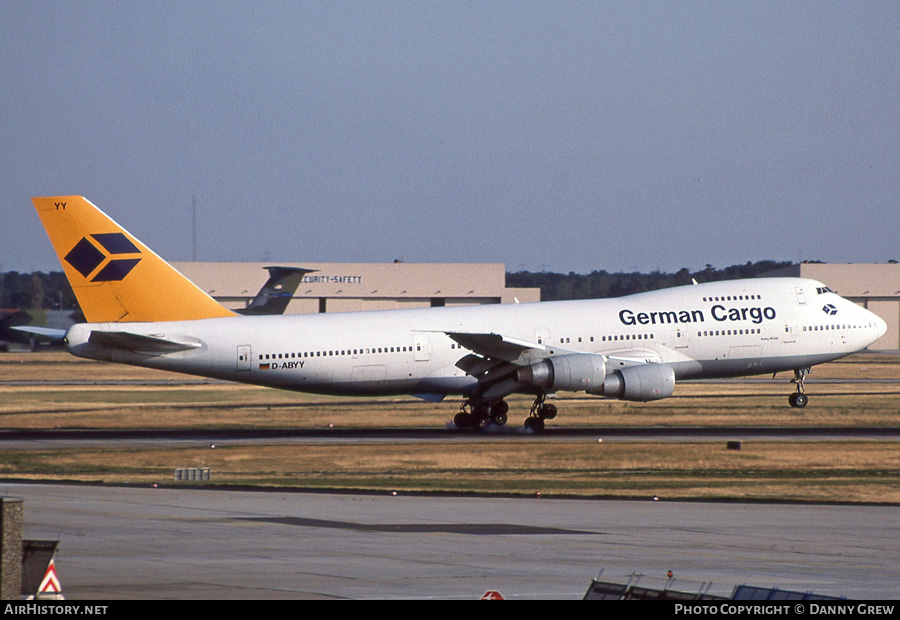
xmin=63 ymin=278 xmax=887 ymax=400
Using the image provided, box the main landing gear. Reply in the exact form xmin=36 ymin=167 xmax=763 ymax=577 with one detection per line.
xmin=453 ymin=399 xmax=510 ymax=430
xmin=788 ymin=367 xmax=810 ymax=408
xmin=454 ymin=393 xmax=555 ymax=432
xmin=523 ymin=393 xmax=556 ymax=432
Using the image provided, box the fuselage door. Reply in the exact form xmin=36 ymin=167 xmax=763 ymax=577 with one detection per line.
xmin=414 ymin=334 xmax=431 ymax=362
xmin=675 ymin=327 xmax=691 ymax=349
xmin=237 ymin=345 xmax=252 ymax=371
xmin=783 ymin=322 xmax=797 ymax=344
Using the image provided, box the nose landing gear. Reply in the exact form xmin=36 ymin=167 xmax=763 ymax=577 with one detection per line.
xmin=788 ymin=367 xmax=810 ymax=408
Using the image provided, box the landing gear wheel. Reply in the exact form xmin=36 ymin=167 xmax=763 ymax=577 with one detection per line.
xmin=540 ymin=403 xmax=557 ymax=420
xmin=525 ymin=393 xmax=553 ymax=432
xmin=491 ymin=400 xmax=509 ymax=426
xmin=524 ymin=417 xmax=545 ymax=433
xmin=453 ymin=411 xmax=473 ymax=429
xmin=472 ymin=405 xmax=492 ymax=429
xmin=788 ymin=392 xmax=808 ymax=408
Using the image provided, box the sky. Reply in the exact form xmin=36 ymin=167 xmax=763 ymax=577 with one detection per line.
xmin=2 ymin=1 xmax=898 ymax=275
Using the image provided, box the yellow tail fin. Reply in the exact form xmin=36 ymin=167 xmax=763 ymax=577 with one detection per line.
xmin=32 ymin=196 xmax=236 ymax=323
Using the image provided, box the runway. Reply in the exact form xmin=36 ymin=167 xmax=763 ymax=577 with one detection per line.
xmin=2 ymin=426 xmax=900 ymax=451
xmin=5 ymin=482 xmax=899 ymax=599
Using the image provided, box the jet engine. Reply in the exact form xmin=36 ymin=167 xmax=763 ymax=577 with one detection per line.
xmin=515 ymin=355 xmax=675 ymax=402
xmin=515 ymin=354 xmax=607 ymax=393
xmin=590 ymin=363 xmax=675 ymax=402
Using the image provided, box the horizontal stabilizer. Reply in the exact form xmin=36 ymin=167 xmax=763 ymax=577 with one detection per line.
xmin=10 ymin=326 xmax=67 ymax=341
xmin=88 ymin=330 xmax=202 ymax=355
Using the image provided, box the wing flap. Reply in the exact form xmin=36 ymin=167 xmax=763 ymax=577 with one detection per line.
xmin=455 ymin=353 xmax=509 ymax=376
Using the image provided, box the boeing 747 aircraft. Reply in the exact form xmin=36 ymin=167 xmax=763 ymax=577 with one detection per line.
xmin=32 ymin=196 xmax=887 ymax=431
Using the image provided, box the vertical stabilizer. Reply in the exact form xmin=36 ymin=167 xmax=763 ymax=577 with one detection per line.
xmin=32 ymin=196 xmax=236 ymax=322
xmin=236 ymin=266 xmax=315 ymax=315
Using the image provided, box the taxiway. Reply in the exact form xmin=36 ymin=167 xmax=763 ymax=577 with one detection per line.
xmin=5 ymin=482 xmax=898 ymax=599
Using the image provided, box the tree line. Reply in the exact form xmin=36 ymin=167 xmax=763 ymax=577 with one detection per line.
xmin=1 ymin=261 xmax=794 ymax=311
xmin=506 ymin=260 xmax=795 ymax=301
xmin=0 ymin=272 xmax=78 ymax=311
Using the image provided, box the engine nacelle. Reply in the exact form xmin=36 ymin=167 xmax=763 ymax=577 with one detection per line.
xmin=516 ymin=354 xmax=607 ymax=393
xmin=590 ymin=363 xmax=675 ymax=402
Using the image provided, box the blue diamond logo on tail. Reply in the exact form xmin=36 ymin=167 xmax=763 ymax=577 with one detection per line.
xmin=64 ymin=234 xmax=142 ymax=281
xmin=65 ymin=238 xmax=105 ymax=278
xmin=92 ymin=232 xmax=140 ymax=255
xmin=93 ymin=258 xmax=142 ymax=281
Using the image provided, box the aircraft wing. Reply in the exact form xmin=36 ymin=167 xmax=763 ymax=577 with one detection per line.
xmin=442 ymin=331 xmax=576 ymax=401
xmin=444 ymin=331 xmax=547 ymax=363
xmin=88 ymin=330 xmax=202 ymax=355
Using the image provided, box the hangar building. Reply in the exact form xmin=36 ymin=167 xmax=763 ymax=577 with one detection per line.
xmin=173 ymin=262 xmax=540 ymax=315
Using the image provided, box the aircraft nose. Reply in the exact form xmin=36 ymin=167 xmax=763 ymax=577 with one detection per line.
xmin=875 ymin=314 xmax=888 ymax=340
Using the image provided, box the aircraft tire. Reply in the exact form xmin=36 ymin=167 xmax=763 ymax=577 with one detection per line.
xmin=454 ymin=412 xmax=472 ymax=429
xmin=540 ymin=403 xmax=558 ymax=420
xmin=524 ymin=417 xmax=545 ymax=433
xmin=788 ymin=393 xmax=809 ymax=408
xmin=473 ymin=407 xmax=491 ymax=429
xmin=491 ymin=400 xmax=509 ymax=426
